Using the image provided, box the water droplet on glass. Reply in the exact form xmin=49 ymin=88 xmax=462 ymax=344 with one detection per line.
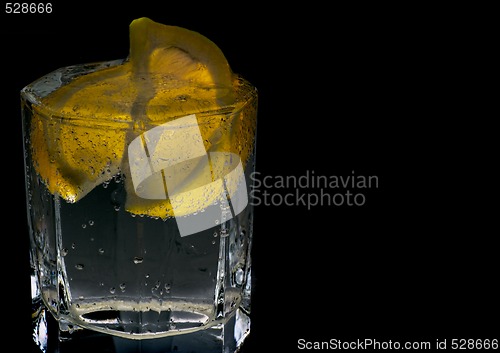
xmin=114 ymin=205 xmax=121 ymax=211
xmin=110 ymin=287 xmax=116 ymax=294
xmin=88 ymin=220 xmax=94 ymax=226
xmin=71 ymin=243 xmax=76 ymax=249
xmin=81 ymin=223 xmax=87 ymax=229
xmin=213 ymin=231 xmax=218 ymax=238
xmin=75 ymin=264 xmax=84 ymax=270
xmin=98 ymin=248 xmax=105 ymax=255
xmin=61 ymin=248 xmax=68 ymax=256
xmin=164 ymin=283 xmax=171 ymax=293
xmin=145 ymin=274 xmax=150 ymax=279
xmin=119 ymin=283 xmax=126 ymax=292
xmin=133 ymin=257 xmax=144 ymax=264
xmin=211 ymin=240 xmax=216 ymax=245
xmin=215 ymin=219 xmax=219 ymax=225
xmin=234 ymin=267 xmax=244 ymax=286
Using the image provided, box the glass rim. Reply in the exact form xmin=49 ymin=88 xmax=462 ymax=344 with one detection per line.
xmin=21 ymin=60 xmax=257 ymax=129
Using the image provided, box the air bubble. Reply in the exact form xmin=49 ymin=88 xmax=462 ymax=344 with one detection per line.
xmin=234 ymin=267 xmax=245 ymax=286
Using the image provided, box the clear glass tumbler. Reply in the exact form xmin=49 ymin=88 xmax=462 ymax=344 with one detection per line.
xmin=21 ymin=55 xmax=257 ymax=352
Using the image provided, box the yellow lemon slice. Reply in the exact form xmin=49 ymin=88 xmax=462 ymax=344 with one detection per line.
xmin=123 ymin=18 xmax=245 ymax=219
xmin=30 ymin=62 xmax=131 ymax=202
xmin=29 ymin=17 xmax=256 ymax=220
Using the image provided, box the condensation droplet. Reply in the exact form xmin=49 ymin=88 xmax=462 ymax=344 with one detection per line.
xmin=133 ymin=257 xmax=144 ymax=264
xmin=234 ymin=267 xmax=244 ymax=286
xmin=75 ymin=264 xmax=84 ymax=270
xmin=110 ymin=287 xmax=116 ymax=294
xmin=98 ymin=248 xmax=105 ymax=255
xmin=88 ymin=220 xmax=94 ymax=226
xmin=81 ymin=223 xmax=87 ymax=229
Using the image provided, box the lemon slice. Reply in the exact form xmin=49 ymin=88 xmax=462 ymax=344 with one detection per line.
xmin=123 ymin=18 xmax=238 ymax=219
xmin=30 ymin=63 xmax=131 ymax=202
xmin=29 ymin=17 xmax=255 ymax=220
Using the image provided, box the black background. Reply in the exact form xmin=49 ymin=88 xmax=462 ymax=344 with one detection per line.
xmin=1 ymin=2 xmax=497 ymax=352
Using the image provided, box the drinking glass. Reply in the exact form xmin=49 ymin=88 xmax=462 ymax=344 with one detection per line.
xmin=21 ymin=57 xmax=257 ymax=352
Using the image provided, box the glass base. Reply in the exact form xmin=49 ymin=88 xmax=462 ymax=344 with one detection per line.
xmin=32 ymin=299 xmax=251 ymax=353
